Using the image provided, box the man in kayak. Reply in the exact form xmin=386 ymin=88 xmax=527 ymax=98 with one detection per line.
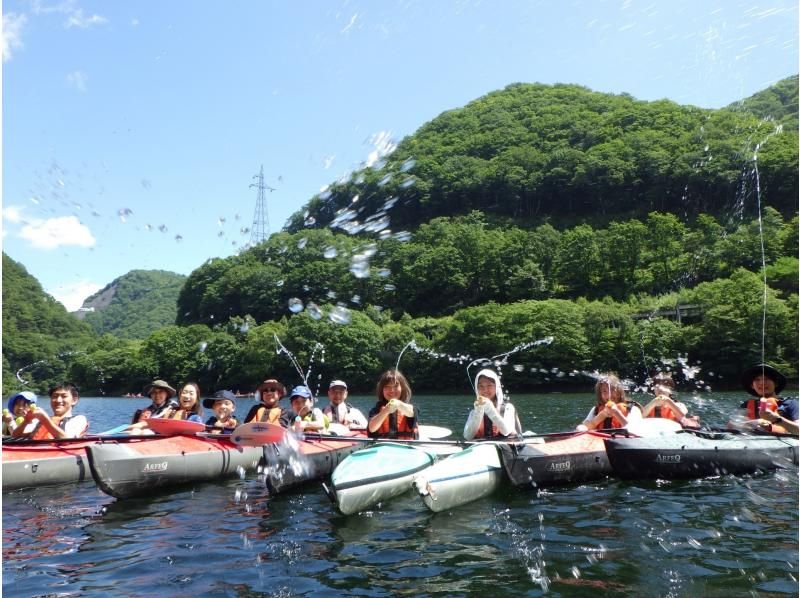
xmin=244 ymin=378 xmax=293 ymax=427
xmin=730 ymin=364 xmax=799 ymax=435
xmin=204 ymin=390 xmax=239 ymax=434
xmin=12 ymin=382 xmax=88 ymax=439
xmin=463 ymin=368 xmax=522 ymax=440
xmin=141 ymin=379 xmax=179 ymax=419
xmin=322 ymin=379 xmax=368 ymax=430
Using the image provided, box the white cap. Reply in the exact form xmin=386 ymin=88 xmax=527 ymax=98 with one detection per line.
xmin=329 ymin=380 xmax=347 ymax=390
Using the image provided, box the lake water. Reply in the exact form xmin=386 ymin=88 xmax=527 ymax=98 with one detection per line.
xmin=3 ymin=392 xmax=798 ymax=596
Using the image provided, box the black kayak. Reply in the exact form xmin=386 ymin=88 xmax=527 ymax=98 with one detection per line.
xmin=604 ymin=429 xmax=799 ymax=480
xmin=499 ymin=431 xmax=612 ymax=488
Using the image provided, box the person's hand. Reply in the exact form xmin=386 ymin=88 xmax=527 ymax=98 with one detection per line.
xmin=386 ymin=400 xmax=398 ymax=414
xmin=474 ymin=395 xmax=489 ymax=410
xmin=759 ymin=409 xmax=780 ymax=424
xmin=2 ymin=409 xmax=12 ymax=423
xmin=223 ymin=419 xmax=237 ymax=429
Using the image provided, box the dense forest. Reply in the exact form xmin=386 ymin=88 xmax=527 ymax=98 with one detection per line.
xmin=79 ymin=270 xmax=187 ymax=339
xmin=2 ymin=78 xmax=797 ymax=397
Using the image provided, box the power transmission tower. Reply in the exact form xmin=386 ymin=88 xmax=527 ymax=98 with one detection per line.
xmin=249 ymin=165 xmax=275 ymax=246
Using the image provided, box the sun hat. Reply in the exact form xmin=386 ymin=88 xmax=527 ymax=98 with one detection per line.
xmin=740 ymin=364 xmax=786 ymax=396
xmin=289 ymin=386 xmax=312 ymax=401
xmin=257 ymin=379 xmax=286 ymax=397
xmin=329 ymin=380 xmax=348 ymax=390
xmin=7 ymin=391 xmax=37 ymax=412
xmin=143 ymin=380 xmax=176 ymax=398
xmin=202 ymin=389 xmax=237 ymax=409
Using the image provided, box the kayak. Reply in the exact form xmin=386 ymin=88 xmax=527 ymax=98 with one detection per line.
xmin=498 ymin=431 xmax=612 ymax=488
xmin=413 ymin=442 xmax=503 ymax=512
xmin=86 ymin=434 xmax=263 ymax=499
xmin=329 ymin=442 xmax=459 ymax=515
xmin=3 ymin=437 xmax=98 ymax=491
xmin=263 ymin=433 xmax=366 ymax=495
xmin=604 ymin=429 xmax=800 ymax=479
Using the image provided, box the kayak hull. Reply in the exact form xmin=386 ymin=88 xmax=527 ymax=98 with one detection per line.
xmin=499 ymin=432 xmax=612 ymax=488
xmin=604 ymin=431 xmax=800 ymax=479
xmin=86 ymin=435 xmax=263 ymax=499
xmin=3 ymin=439 xmax=95 ymax=491
xmin=330 ymin=442 xmax=438 ymax=515
xmin=264 ymin=435 xmax=365 ymax=495
xmin=414 ymin=442 xmax=502 ymax=512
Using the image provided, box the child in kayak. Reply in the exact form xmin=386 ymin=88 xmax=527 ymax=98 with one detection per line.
xmin=368 ymin=369 xmax=419 ymax=439
xmin=577 ymin=373 xmax=642 ymax=431
xmin=3 ymin=391 xmax=37 ymax=436
xmin=12 ymin=382 xmax=88 ymax=440
xmin=289 ymin=385 xmax=329 ymax=433
xmin=171 ymin=382 xmax=204 ymax=423
xmin=641 ymin=372 xmax=700 ymax=428
xmin=203 ymin=390 xmax=238 ymax=434
xmin=730 ymin=364 xmax=799 ymax=435
xmin=244 ymin=378 xmax=293 ymax=427
xmin=322 ymin=379 xmax=368 ymax=430
xmin=463 ymin=368 xmax=522 ymax=440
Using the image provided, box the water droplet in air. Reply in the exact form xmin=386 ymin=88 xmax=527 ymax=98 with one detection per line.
xmin=400 ymin=158 xmax=416 ymax=172
xmin=288 ymin=298 xmax=304 ymax=313
xmin=199 ymin=342 xmax=208 ymax=352
xmin=158 ymin=224 xmax=168 ymax=233
xmin=307 ymin=303 xmax=322 ymax=320
xmin=276 ymin=280 xmax=284 ymax=287
xmin=329 ymin=304 xmax=351 ymax=325
xmin=297 ymin=237 xmax=308 ymax=249
xmin=323 ymin=246 xmax=338 ymax=259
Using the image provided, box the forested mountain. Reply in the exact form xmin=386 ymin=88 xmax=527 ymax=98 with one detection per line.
xmin=287 ymin=78 xmax=797 ymax=233
xmin=728 ymin=75 xmax=798 ymax=130
xmin=2 ymin=253 xmax=96 ymax=394
xmin=78 ymin=270 xmax=186 ymax=339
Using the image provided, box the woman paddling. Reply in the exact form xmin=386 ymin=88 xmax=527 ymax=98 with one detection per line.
xmin=730 ymin=364 xmax=799 ymax=435
xmin=577 ymin=373 xmax=642 ymax=431
xmin=367 ymin=369 xmax=419 ymax=439
xmin=463 ymin=368 xmax=522 ymax=440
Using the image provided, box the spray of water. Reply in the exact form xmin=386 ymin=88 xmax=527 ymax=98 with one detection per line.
xmin=272 ymin=334 xmax=324 ymax=400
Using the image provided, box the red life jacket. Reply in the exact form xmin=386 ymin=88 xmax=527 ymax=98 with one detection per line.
xmin=31 ymin=415 xmax=84 ymax=440
xmin=475 ymin=402 xmax=511 ymax=438
xmin=601 ymin=402 xmax=629 ymax=429
xmin=650 ymin=404 xmax=682 ymax=422
xmin=744 ymin=398 xmax=788 ymax=433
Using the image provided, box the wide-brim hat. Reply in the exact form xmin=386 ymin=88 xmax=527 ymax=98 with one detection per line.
xmin=202 ymin=389 xmax=236 ymax=409
xmin=143 ymin=380 xmax=176 ymax=398
xmin=257 ymin=379 xmax=286 ymax=397
xmin=740 ymin=364 xmax=786 ymax=396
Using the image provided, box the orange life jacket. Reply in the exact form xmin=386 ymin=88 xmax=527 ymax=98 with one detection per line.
xmin=258 ymin=406 xmax=283 ymax=424
xmin=744 ymin=398 xmax=788 ymax=433
xmin=649 ymin=404 xmax=682 ymax=422
xmin=601 ymin=402 xmax=629 ymax=429
xmin=375 ymin=411 xmax=417 ymax=439
xmin=31 ymin=415 xmax=75 ymax=440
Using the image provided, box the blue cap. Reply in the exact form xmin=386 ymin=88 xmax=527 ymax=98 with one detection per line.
xmin=7 ymin=391 xmax=37 ymax=412
xmin=289 ymin=386 xmax=312 ymax=400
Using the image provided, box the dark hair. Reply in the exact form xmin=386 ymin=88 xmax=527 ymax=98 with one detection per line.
xmin=375 ymin=369 xmax=412 ymax=403
xmin=651 ymin=372 xmax=675 ymax=390
xmin=594 ymin=373 xmax=626 ymax=404
xmin=178 ymin=382 xmax=204 ymax=417
xmin=48 ymin=383 xmax=79 ymax=400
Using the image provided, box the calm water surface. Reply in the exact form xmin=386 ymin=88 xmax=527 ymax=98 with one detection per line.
xmin=3 ymin=392 xmax=798 ymax=596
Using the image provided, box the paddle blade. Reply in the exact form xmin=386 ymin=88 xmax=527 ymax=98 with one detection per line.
xmin=419 ymin=425 xmax=452 ymax=440
xmin=145 ymin=418 xmax=206 ymax=436
xmin=230 ymin=422 xmax=287 ymax=446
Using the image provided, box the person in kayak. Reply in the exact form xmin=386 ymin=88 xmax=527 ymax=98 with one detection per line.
xmin=576 ymin=373 xmax=642 ymax=431
xmin=244 ymin=378 xmax=293 ymax=427
xmin=322 ymin=379 xmax=368 ymax=430
xmin=289 ymin=385 xmax=329 ymax=433
xmin=12 ymin=382 xmax=88 ymax=439
xmin=368 ymin=369 xmax=419 ymax=439
xmin=3 ymin=391 xmax=37 ymax=436
xmin=171 ymin=382 xmax=204 ymax=423
xmin=203 ymin=390 xmax=238 ymax=434
xmin=729 ymin=364 xmax=799 ymax=435
xmin=641 ymin=372 xmax=700 ymax=428
xmin=463 ymin=368 xmax=522 ymax=440
xmin=141 ymin=379 xmax=179 ymax=419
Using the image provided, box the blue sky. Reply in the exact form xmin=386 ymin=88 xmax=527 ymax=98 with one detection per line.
xmin=3 ymin=0 xmax=798 ymax=310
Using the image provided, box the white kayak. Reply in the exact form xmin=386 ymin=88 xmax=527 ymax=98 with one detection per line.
xmin=413 ymin=442 xmax=504 ymax=513
xmin=329 ymin=441 xmax=460 ymax=515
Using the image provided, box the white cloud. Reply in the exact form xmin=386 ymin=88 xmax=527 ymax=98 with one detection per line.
xmin=18 ymin=215 xmax=96 ymax=249
xmin=64 ymin=9 xmax=107 ymax=29
xmin=131 ymin=18 xmax=140 ymax=27
xmin=66 ymin=70 xmax=88 ymax=91
xmin=49 ymin=280 xmax=104 ymax=311
xmin=3 ymin=205 xmax=26 ymax=223
xmin=2 ymin=12 xmax=27 ymax=62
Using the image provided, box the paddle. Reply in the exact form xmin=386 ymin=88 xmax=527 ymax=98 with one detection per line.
xmin=144 ymin=418 xmax=207 ymax=436
xmin=625 ymin=418 xmax=682 ymax=437
xmin=419 ymin=425 xmax=452 ymax=439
